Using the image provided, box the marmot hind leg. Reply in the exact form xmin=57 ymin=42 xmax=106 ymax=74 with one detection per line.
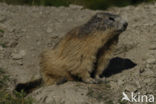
xmin=42 ymin=74 xmax=58 ymax=86
xmin=70 ymin=60 xmax=100 ymax=84
xmin=42 ymin=72 xmax=74 ymax=85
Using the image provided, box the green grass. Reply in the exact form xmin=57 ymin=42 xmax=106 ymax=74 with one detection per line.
xmin=0 ymin=90 xmax=34 ymax=104
xmin=0 ymin=68 xmax=34 ymax=104
xmin=0 ymin=29 xmax=4 ymax=33
xmin=0 ymin=29 xmax=6 ymax=48
xmin=0 ymin=43 xmax=7 ymax=48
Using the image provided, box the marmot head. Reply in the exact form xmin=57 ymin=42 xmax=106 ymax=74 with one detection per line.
xmin=79 ymin=12 xmax=128 ymax=36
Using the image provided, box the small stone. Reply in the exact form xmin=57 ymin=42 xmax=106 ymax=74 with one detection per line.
xmin=139 ymin=67 xmax=145 ymax=73
xmin=135 ymin=80 xmax=141 ymax=89
xmin=12 ymin=53 xmax=22 ymax=60
xmin=21 ymin=28 xmax=26 ymax=32
xmin=37 ymin=41 xmax=41 ymax=45
xmin=149 ymin=44 xmax=156 ymax=50
xmin=146 ymin=58 xmax=156 ymax=64
xmin=12 ymin=50 xmax=26 ymax=60
xmin=109 ymin=81 xmax=118 ymax=89
xmin=16 ymin=60 xmax=23 ymax=65
xmin=19 ymin=50 xmax=26 ymax=56
xmin=125 ymin=84 xmax=137 ymax=92
xmin=0 ymin=15 xmax=6 ymax=22
xmin=67 ymin=18 xmax=73 ymax=22
xmin=47 ymin=27 xmax=52 ymax=33
xmin=0 ymin=46 xmax=3 ymax=51
xmin=117 ymin=79 xmax=124 ymax=86
xmin=143 ymin=78 xmax=151 ymax=84
xmin=0 ymin=54 xmax=4 ymax=59
xmin=141 ymin=69 xmax=154 ymax=77
xmin=0 ymin=32 xmax=3 ymax=38
xmin=9 ymin=41 xmax=18 ymax=48
xmin=8 ymin=28 xmax=15 ymax=32
xmin=146 ymin=52 xmax=154 ymax=57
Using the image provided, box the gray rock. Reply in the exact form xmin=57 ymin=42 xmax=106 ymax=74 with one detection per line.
xmin=143 ymin=78 xmax=152 ymax=84
xmin=141 ymin=69 xmax=154 ymax=77
xmin=0 ymin=53 xmax=4 ymax=59
xmin=145 ymin=64 xmax=153 ymax=69
xmin=125 ymin=84 xmax=137 ymax=92
xmin=21 ymin=28 xmax=27 ymax=32
xmin=11 ymin=50 xmax=26 ymax=60
xmin=109 ymin=81 xmax=119 ymax=89
xmin=0 ymin=32 xmax=3 ymax=37
xmin=8 ymin=40 xmax=18 ymax=48
xmin=0 ymin=46 xmax=3 ymax=51
xmin=117 ymin=79 xmax=124 ymax=86
xmin=135 ymin=80 xmax=141 ymax=89
xmin=15 ymin=60 xmax=23 ymax=65
xmin=46 ymin=27 xmax=52 ymax=33
xmin=149 ymin=44 xmax=156 ymax=50
xmin=30 ymin=82 xmax=89 ymax=104
xmin=0 ymin=15 xmax=6 ymax=22
xmin=146 ymin=58 xmax=156 ymax=64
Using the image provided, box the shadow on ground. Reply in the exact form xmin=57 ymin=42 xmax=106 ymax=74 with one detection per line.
xmin=101 ymin=57 xmax=137 ymax=77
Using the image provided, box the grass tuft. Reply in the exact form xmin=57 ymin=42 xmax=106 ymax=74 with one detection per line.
xmin=0 ymin=43 xmax=7 ymax=48
xmin=0 ymin=29 xmax=4 ymax=33
xmin=0 ymin=68 xmax=34 ymax=104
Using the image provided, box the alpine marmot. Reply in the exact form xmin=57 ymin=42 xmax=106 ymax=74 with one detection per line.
xmin=40 ymin=12 xmax=128 ymax=85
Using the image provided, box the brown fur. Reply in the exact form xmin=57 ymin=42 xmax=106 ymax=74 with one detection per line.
xmin=40 ymin=13 xmax=127 ymax=85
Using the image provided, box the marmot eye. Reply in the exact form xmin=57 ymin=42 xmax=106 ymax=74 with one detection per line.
xmin=109 ymin=17 xmax=115 ymax=21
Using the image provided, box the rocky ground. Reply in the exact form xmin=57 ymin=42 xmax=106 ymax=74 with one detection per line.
xmin=0 ymin=2 xmax=156 ymax=104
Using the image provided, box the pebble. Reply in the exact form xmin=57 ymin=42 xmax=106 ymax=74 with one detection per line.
xmin=146 ymin=51 xmax=154 ymax=57
xmin=0 ymin=46 xmax=3 ymax=51
xmin=135 ymin=80 xmax=141 ymax=89
xmin=143 ymin=78 xmax=152 ymax=84
xmin=141 ymin=69 xmax=154 ymax=77
xmin=0 ymin=32 xmax=3 ymax=38
xmin=117 ymin=79 xmax=124 ymax=86
xmin=0 ymin=15 xmax=6 ymax=22
xmin=16 ymin=60 xmax=23 ymax=65
xmin=146 ymin=58 xmax=156 ymax=64
xmin=46 ymin=27 xmax=52 ymax=33
xmin=145 ymin=64 xmax=153 ymax=69
xmin=125 ymin=84 xmax=137 ymax=92
xmin=21 ymin=28 xmax=27 ymax=32
xmin=8 ymin=41 xmax=18 ymax=48
xmin=109 ymin=81 xmax=118 ymax=89
xmin=8 ymin=28 xmax=15 ymax=32
xmin=11 ymin=50 xmax=26 ymax=60
xmin=139 ymin=67 xmax=145 ymax=73
xmin=149 ymin=44 xmax=156 ymax=50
